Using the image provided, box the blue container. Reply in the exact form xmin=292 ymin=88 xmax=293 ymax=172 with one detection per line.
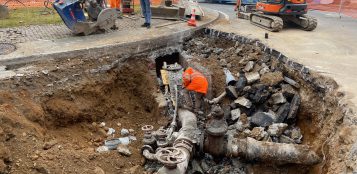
xmin=53 ymin=0 xmax=86 ymax=31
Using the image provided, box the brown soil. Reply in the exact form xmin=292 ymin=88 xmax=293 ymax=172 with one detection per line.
xmin=0 ymin=57 xmax=168 ymax=173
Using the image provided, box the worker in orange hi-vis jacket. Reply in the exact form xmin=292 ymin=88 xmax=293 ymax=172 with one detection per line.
xmin=182 ymin=67 xmax=208 ymax=114
xmin=110 ymin=0 xmax=120 ymax=10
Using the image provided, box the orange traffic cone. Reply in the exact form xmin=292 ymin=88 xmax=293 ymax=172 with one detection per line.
xmin=188 ymin=9 xmax=197 ymax=27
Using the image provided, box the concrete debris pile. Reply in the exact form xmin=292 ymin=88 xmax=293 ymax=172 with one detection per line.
xmin=183 ymin=35 xmax=304 ymax=145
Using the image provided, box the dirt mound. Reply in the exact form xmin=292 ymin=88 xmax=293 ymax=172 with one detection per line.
xmin=0 ymin=58 xmax=168 ymax=173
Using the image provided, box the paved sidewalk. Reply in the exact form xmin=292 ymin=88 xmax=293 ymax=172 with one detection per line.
xmin=0 ymin=9 xmax=219 ymax=65
xmin=0 ymin=16 xmax=167 ymax=44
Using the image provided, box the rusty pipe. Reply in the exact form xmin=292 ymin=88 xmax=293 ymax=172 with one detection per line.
xmin=228 ymin=137 xmax=321 ymax=165
xmin=157 ymin=109 xmax=197 ymax=174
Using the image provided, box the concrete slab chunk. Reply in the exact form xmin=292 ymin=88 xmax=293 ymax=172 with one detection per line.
xmin=234 ymin=97 xmax=252 ymax=108
xmin=271 ymin=92 xmax=287 ymax=104
xmin=245 ymin=72 xmax=260 ymax=84
xmin=231 ymin=108 xmax=241 ymax=121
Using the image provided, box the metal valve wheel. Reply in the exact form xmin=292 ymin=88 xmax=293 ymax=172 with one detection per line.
xmin=142 ymin=125 xmax=154 ymax=132
xmin=155 ymin=147 xmax=186 ymax=169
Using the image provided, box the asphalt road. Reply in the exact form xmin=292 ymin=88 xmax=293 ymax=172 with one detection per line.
xmin=201 ymin=3 xmax=357 ymax=107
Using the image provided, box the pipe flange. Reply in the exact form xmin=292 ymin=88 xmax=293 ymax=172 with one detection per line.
xmin=206 ymin=120 xmax=228 ymax=136
xmin=155 ymin=147 xmax=186 ymax=169
xmin=142 ymin=125 xmax=154 ymax=132
xmin=174 ymin=138 xmax=193 ymax=152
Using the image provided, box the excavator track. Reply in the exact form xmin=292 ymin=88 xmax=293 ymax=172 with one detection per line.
xmin=301 ymin=15 xmax=317 ymax=31
xmin=250 ymin=13 xmax=283 ymax=32
xmin=284 ymin=14 xmax=317 ymax=31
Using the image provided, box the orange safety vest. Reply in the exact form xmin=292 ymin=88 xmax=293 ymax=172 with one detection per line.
xmin=182 ymin=67 xmax=208 ymax=95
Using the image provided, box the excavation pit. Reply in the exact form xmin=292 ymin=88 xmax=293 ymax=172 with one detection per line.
xmin=0 ymin=29 xmax=354 ymax=174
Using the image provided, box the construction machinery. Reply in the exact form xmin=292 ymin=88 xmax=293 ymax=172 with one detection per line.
xmin=53 ymin=0 xmax=117 ymax=35
xmin=237 ymin=0 xmax=317 ymax=32
xmin=151 ymin=0 xmax=204 ymax=20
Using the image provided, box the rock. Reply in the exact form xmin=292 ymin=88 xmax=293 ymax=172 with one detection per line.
xmin=99 ymin=122 xmax=106 ymax=128
xmin=226 ymin=86 xmax=238 ymax=99
xmin=279 ymin=135 xmax=295 ymax=144
xmin=94 ymin=166 xmax=105 ymax=174
xmin=220 ymin=59 xmax=227 ymax=67
xmin=202 ymin=48 xmax=212 ymax=54
xmin=214 ymin=48 xmax=224 ymax=54
xmin=234 ymin=97 xmax=252 ymax=108
xmin=41 ymin=70 xmax=49 ymax=75
xmin=250 ymin=127 xmax=266 ymax=140
xmin=117 ymin=144 xmax=131 ymax=156
xmin=286 ymin=94 xmax=301 ymax=123
xmin=271 ymin=92 xmax=287 ymax=104
xmin=260 ymin=72 xmax=284 ymax=86
xmin=129 ymin=136 xmax=137 ymax=141
xmin=239 ymin=113 xmax=250 ymax=126
xmin=117 ymin=123 xmax=122 ymax=127
xmin=96 ymin=146 xmax=109 ymax=153
xmin=242 ymin=129 xmax=251 ymax=137
xmin=235 ymin=48 xmax=242 ymax=55
xmin=236 ymin=72 xmax=247 ymax=92
xmin=34 ymin=166 xmax=50 ymax=174
xmin=267 ymin=123 xmax=288 ymax=137
xmin=128 ymin=129 xmax=135 ymax=133
xmin=245 ymin=72 xmax=260 ymax=84
xmin=107 ymin=128 xmax=115 ymax=135
xmin=291 ymin=127 xmax=303 ymax=144
xmin=275 ymin=102 xmax=290 ymax=123
xmin=43 ymin=140 xmax=57 ymax=150
xmin=259 ymin=63 xmax=270 ymax=75
xmin=231 ymin=108 xmax=241 ymax=122
xmin=234 ymin=121 xmax=245 ymax=132
xmin=284 ymin=76 xmax=300 ymax=88
xmin=250 ymin=84 xmax=270 ymax=104
xmin=281 ymin=84 xmax=297 ymax=99
xmin=121 ymin=129 xmax=130 ymax=136
xmin=251 ymin=112 xmax=275 ymax=127
xmin=244 ymin=61 xmax=254 ymax=72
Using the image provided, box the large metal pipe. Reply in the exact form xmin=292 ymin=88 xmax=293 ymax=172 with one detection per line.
xmin=157 ymin=109 xmax=197 ymax=174
xmin=228 ymin=137 xmax=321 ymax=165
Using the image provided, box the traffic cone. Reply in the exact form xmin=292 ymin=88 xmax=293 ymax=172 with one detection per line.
xmin=187 ymin=9 xmax=197 ymax=27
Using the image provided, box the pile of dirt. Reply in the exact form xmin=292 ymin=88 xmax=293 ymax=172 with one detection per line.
xmin=0 ymin=57 xmax=168 ymax=173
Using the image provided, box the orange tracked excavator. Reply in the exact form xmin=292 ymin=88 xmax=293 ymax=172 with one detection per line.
xmin=238 ymin=0 xmax=317 ymax=32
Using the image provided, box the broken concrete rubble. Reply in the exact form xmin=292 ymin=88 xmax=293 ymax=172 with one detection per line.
xmin=271 ymin=92 xmax=287 ymax=104
xmin=251 ymin=112 xmax=275 ymax=127
xmin=245 ymin=72 xmax=260 ymax=84
xmin=234 ymin=97 xmax=252 ymax=108
xmin=244 ymin=61 xmax=254 ymax=72
xmin=231 ymin=108 xmax=241 ymax=121
xmin=267 ymin=123 xmax=288 ymax=137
